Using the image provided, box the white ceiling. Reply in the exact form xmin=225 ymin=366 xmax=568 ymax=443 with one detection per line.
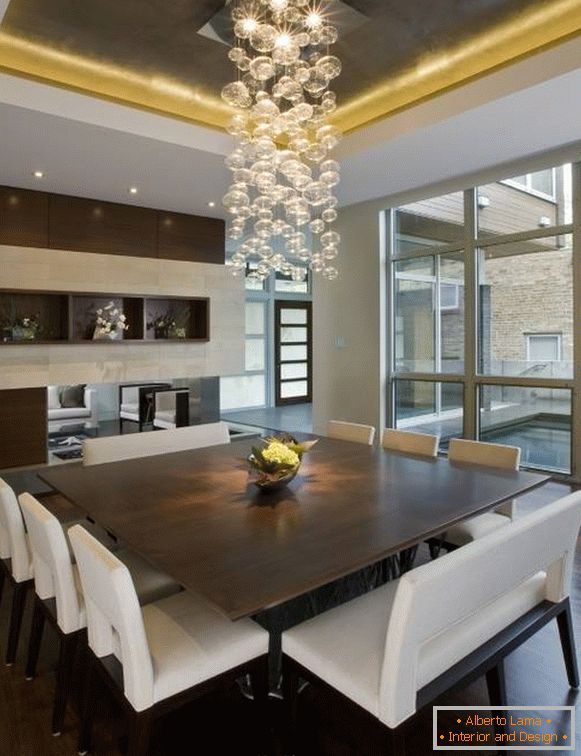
xmin=1 ymin=35 xmax=581 ymax=216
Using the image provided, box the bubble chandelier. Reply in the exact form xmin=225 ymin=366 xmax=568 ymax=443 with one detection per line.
xmin=222 ymin=0 xmax=342 ymax=283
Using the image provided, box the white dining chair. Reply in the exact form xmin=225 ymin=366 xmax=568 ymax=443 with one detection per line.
xmin=153 ymin=388 xmax=190 ymax=429
xmin=83 ymin=421 xmax=231 ymax=466
xmin=439 ymin=438 xmax=521 ymax=550
xmin=69 ymin=524 xmax=270 ymax=756
xmin=282 ymin=491 xmax=581 ymax=753
xmin=0 ymin=478 xmax=34 ymax=666
xmin=381 ymin=429 xmax=439 ymax=458
xmin=327 ymin=420 xmax=376 ymax=446
xmin=19 ymin=493 xmax=181 ymax=736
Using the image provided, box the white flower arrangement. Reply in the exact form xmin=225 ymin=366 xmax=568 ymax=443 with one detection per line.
xmin=93 ymin=302 xmax=129 ymax=338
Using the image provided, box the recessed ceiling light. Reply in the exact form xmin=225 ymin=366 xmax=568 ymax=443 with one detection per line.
xmin=33 ymin=171 xmax=44 ymax=178
xmin=208 ymin=201 xmax=216 ymax=208
xmin=129 ymin=186 xmax=138 ymax=194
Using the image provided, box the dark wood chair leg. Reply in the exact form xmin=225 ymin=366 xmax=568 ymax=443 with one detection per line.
xmin=0 ymin=568 xmax=6 ymax=608
xmin=486 ymin=660 xmax=507 ymax=706
xmin=557 ymin=600 xmax=580 ymax=688
xmin=25 ymin=597 xmax=46 ymax=680
xmin=127 ymin=709 xmax=153 ymax=756
xmin=427 ymin=538 xmax=441 ymax=560
xmin=282 ymin=657 xmax=300 ymax=754
xmin=6 ymin=580 xmax=29 ymax=665
xmin=385 ymin=725 xmax=406 ymax=756
xmin=250 ymin=657 xmax=270 ymax=753
xmin=52 ymin=631 xmax=80 ymax=736
xmin=78 ymin=650 xmax=97 ymax=756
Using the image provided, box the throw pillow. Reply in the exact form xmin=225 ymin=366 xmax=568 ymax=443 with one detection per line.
xmin=60 ymin=384 xmax=86 ymax=408
xmin=47 ymin=386 xmax=61 ymax=410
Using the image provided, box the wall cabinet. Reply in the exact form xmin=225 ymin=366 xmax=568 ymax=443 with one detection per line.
xmin=0 ymin=186 xmax=225 ymax=264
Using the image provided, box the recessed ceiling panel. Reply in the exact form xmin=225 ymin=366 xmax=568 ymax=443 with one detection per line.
xmin=1 ymin=0 xmax=580 ymax=131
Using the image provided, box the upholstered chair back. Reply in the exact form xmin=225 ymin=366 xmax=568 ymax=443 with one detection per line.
xmin=0 ymin=478 xmax=32 ymax=582
xmin=83 ymin=421 xmax=231 ymax=466
xmin=120 ymin=386 xmax=139 ymax=404
xmin=448 ymin=438 xmax=520 ymax=516
xmin=327 ymin=420 xmax=376 ymax=446
xmin=68 ymin=524 xmax=154 ymax=712
xmin=155 ymin=391 xmax=176 ymax=412
xmin=379 ymin=491 xmax=581 ymax=729
xmin=19 ymin=493 xmax=83 ymax=634
xmin=382 ymin=429 xmax=439 ymax=458
xmin=448 ymin=438 xmax=520 ymax=469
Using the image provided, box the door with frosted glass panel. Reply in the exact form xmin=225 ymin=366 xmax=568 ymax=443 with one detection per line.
xmin=275 ymin=301 xmax=312 ymax=405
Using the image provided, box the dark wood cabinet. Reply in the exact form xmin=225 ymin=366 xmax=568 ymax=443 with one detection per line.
xmin=0 ymin=185 xmax=226 ymax=263
xmin=158 ymin=212 xmax=225 ymax=264
xmin=49 ymin=195 xmax=158 ymax=258
xmin=0 ymin=388 xmax=47 ymax=468
xmin=0 ymin=187 xmax=49 ymax=247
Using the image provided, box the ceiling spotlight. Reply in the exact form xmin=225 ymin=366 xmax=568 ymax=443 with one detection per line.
xmin=275 ymin=32 xmax=292 ymax=48
xmin=208 ymin=201 xmax=216 ymax=208
xmin=33 ymin=171 xmax=44 ymax=178
xmin=270 ymin=0 xmax=288 ymax=10
xmin=129 ymin=187 xmax=138 ymax=195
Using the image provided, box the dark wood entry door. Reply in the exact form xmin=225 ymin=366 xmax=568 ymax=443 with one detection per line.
xmin=275 ymin=301 xmax=312 ymax=405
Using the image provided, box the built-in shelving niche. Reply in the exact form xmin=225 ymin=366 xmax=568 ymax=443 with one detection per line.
xmin=0 ymin=290 xmax=209 ymax=345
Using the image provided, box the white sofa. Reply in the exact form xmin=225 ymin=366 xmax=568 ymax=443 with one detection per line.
xmin=48 ymin=386 xmax=98 ymax=431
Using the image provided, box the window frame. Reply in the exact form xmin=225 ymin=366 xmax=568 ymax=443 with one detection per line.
xmin=385 ymin=160 xmax=577 ymax=478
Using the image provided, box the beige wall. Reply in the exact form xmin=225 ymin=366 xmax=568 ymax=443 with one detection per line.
xmin=313 ymin=200 xmax=387 ymax=435
xmin=0 ymin=245 xmax=245 ymax=388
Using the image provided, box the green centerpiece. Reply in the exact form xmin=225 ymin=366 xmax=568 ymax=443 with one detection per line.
xmin=248 ymin=434 xmax=317 ymax=492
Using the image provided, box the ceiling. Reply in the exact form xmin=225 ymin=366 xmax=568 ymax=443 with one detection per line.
xmin=1 ymin=0 xmax=581 ymax=132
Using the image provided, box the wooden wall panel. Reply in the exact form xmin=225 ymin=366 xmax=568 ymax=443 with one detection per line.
xmin=0 ymin=388 xmax=47 ymax=469
xmin=158 ymin=212 xmax=225 ymax=264
xmin=0 ymin=187 xmax=49 ymax=247
xmin=49 ymin=195 xmax=158 ymax=258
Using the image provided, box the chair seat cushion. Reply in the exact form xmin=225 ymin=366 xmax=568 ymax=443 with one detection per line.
xmin=142 ymin=591 xmax=269 ymax=703
xmin=48 ymin=407 xmax=91 ymax=420
xmin=155 ymin=410 xmax=176 ymax=424
xmin=283 ymin=571 xmax=546 ymax=718
xmin=284 ymin=581 xmax=398 ymax=715
xmin=445 ymin=512 xmax=510 ymax=546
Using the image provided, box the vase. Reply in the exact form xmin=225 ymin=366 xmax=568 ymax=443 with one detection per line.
xmin=93 ymin=326 xmax=123 ymax=341
xmin=252 ymin=465 xmax=300 ymax=493
xmin=12 ymin=326 xmax=37 ymax=341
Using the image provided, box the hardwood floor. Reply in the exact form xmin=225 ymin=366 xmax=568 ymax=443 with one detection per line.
xmin=0 ymin=480 xmax=578 ymax=755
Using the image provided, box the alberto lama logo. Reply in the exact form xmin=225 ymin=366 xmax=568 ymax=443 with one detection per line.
xmin=433 ymin=706 xmax=575 ymax=750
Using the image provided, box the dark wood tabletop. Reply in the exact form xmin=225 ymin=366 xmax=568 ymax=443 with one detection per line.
xmin=40 ymin=437 xmax=549 ymax=620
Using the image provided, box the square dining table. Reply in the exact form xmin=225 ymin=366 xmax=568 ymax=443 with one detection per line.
xmin=40 ymin=435 xmax=550 ymax=621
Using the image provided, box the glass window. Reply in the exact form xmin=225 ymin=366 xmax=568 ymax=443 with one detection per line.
xmin=477 ymin=234 xmax=572 ymax=379
xmin=281 ymin=344 xmax=307 ymax=361
xmin=275 ymin=270 xmax=310 ymax=294
xmin=220 ymin=375 xmax=266 ymax=410
xmin=478 ymin=164 xmax=570 ymax=237
xmin=245 ymin=302 xmax=265 ymax=335
xmin=394 ymin=190 xmax=464 ymax=255
xmin=280 ymin=307 xmax=307 ymax=324
xmin=394 ymin=380 xmax=463 ymax=450
xmin=526 ymin=334 xmax=561 ymax=362
xmin=395 ymin=252 xmax=464 ymax=374
xmin=479 ymin=385 xmax=571 ymax=473
xmin=281 ymin=326 xmax=307 ymax=343
xmin=245 ymin=340 xmax=265 ymax=371
xmin=280 ymin=380 xmax=308 ymax=399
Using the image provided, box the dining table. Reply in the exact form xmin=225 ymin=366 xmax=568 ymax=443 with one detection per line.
xmin=40 ymin=434 xmax=550 ymax=685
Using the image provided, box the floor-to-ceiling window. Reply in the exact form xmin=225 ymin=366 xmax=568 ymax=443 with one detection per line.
xmin=387 ymin=162 xmax=576 ymax=474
